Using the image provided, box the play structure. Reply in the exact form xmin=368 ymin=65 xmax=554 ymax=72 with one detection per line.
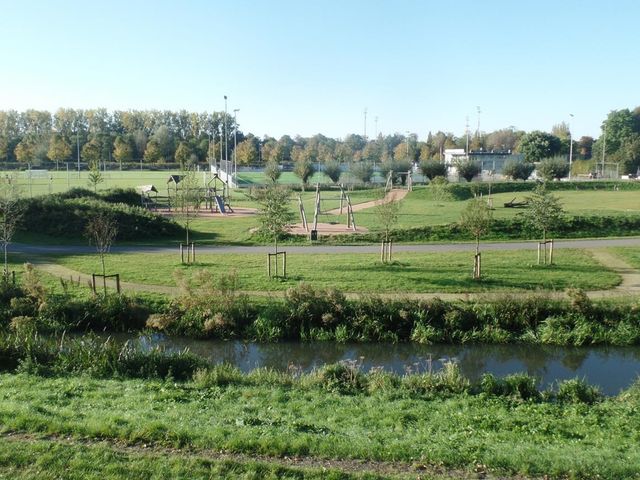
xmin=203 ymin=173 xmax=233 ymax=214
xmin=297 ymin=184 xmax=357 ymax=237
xmin=139 ymin=173 xmax=234 ymax=215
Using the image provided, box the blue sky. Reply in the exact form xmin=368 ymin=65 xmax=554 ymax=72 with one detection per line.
xmin=0 ymin=0 xmax=638 ymax=140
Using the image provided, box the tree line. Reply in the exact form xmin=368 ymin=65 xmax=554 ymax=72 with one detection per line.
xmin=0 ymin=106 xmax=639 ymax=173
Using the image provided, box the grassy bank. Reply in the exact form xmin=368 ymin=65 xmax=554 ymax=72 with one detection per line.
xmin=0 ymin=436 xmax=386 ymax=480
xmin=0 ymin=372 xmax=637 ymax=479
xmin=2 ymin=265 xmax=639 ymax=345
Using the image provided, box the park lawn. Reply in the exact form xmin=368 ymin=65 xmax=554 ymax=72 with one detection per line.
xmin=0 ymin=373 xmax=638 ymax=479
xmin=49 ymin=248 xmax=620 ymax=294
xmin=351 ymin=187 xmax=640 ymax=231
xmin=610 ymin=247 xmax=640 ymax=269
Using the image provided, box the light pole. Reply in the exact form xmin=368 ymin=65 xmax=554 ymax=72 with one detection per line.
xmin=405 ymin=131 xmax=410 ymax=160
xmin=76 ymin=128 xmax=80 ymax=179
xmin=219 ymin=130 xmax=223 ymax=172
xmin=568 ymin=114 xmax=574 ymax=179
xmin=224 ymin=95 xmax=228 ymax=173
xmin=233 ymin=108 xmax=239 ymax=183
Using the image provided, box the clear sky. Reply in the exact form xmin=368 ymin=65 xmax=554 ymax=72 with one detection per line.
xmin=0 ymin=0 xmax=638 ymax=140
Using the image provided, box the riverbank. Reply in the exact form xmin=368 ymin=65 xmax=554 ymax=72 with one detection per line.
xmin=0 ymin=371 xmax=637 ymax=479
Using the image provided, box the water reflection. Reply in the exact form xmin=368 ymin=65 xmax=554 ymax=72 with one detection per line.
xmin=119 ymin=334 xmax=640 ymax=396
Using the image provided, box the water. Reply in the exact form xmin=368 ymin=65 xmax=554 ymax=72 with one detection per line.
xmin=120 ymin=334 xmax=640 ymax=396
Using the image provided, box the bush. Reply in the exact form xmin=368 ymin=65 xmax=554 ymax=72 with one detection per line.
xmin=349 ymin=162 xmax=374 ymax=184
xmin=556 ymin=378 xmax=602 ymax=404
xmin=312 ymin=362 xmax=367 ymax=395
xmin=19 ymin=195 xmax=182 ymax=240
xmin=455 ymin=159 xmax=481 ymax=182
xmin=419 ymin=160 xmax=447 ymax=180
xmin=502 ymin=161 xmax=535 ymax=181
xmin=480 ymin=373 xmax=540 ymax=401
xmin=537 ymin=156 xmax=570 ymax=181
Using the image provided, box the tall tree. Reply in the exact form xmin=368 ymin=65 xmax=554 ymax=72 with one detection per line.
xmin=113 ymin=135 xmax=134 ymax=165
xmin=47 ymin=134 xmax=72 ymax=168
xmin=516 ymin=131 xmax=562 ymax=163
xmin=293 ymin=155 xmax=316 ymax=190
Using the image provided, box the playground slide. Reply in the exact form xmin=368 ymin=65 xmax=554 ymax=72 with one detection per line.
xmin=214 ymin=195 xmax=226 ymax=214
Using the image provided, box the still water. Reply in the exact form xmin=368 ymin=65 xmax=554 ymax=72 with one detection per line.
xmin=123 ymin=334 xmax=640 ymax=396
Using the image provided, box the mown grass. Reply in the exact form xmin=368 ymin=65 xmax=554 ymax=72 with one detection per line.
xmin=49 ymin=248 xmax=620 ymax=293
xmin=611 ymin=247 xmax=640 ymax=269
xmin=0 ymin=373 xmax=638 ymax=479
xmin=0 ymin=437 xmax=387 ymax=480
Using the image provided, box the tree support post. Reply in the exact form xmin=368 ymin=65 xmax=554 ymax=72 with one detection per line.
xmin=91 ymin=273 xmax=121 ymax=294
xmin=381 ymin=240 xmax=392 ymax=263
xmin=473 ymin=253 xmax=481 ymax=279
xmin=267 ymin=252 xmax=287 ymax=279
xmin=180 ymin=243 xmax=196 ymax=264
xmin=537 ymin=240 xmax=554 ymax=265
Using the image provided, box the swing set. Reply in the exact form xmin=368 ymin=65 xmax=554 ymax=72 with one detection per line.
xmin=297 ymin=183 xmax=357 ymax=238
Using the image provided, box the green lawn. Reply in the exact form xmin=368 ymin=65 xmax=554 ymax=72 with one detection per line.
xmin=49 ymin=248 xmax=619 ymax=293
xmin=0 ymin=373 xmax=637 ymax=479
xmin=610 ymin=247 xmax=640 ymax=269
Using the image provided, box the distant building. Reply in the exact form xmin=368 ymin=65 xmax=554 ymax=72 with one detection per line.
xmin=468 ymin=150 xmax=524 ymax=176
xmin=443 ymin=149 xmax=525 ymax=181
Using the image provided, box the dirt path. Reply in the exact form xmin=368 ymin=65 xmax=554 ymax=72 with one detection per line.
xmin=585 ymin=249 xmax=640 ymax=298
xmin=325 ymin=188 xmax=410 ymax=215
xmin=30 ymin=248 xmax=640 ymax=301
xmin=0 ymin=430 xmax=524 ymax=479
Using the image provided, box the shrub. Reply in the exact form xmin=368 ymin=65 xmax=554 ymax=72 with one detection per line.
xmin=312 ymin=362 xmax=367 ymax=395
xmin=556 ymin=378 xmax=602 ymax=404
xmin=419 ymin=160 xmax=447 ymax=180
xmin=455 ymin=159 xmax=481 ymax=182
xmin=19 ymin=195 xmax=182 ymax=240
xmin=502 ymin=161 xmax=535 ymax=181
xmin=537 ymin=156 xmax=570 ymax=181
xmin=480 ymin=373 xmax=540 ymax=401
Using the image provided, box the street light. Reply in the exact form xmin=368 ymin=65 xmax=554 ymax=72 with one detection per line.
xmin=224 ymin=95 xmax=228 ymax=173
xmin=568 ymin=114 xmax=574 ymax=180
xmin=233 ymin=109 xmax=240 ymax=184
xmin=405 ymin=131 xmax=410 ymax=159
xmin=76 ymin=127 xmax=80 ymax=179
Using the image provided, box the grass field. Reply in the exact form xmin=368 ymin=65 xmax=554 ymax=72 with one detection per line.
xmin=0 ymin=373 xmax=637 ymax=479
xmin=49 ymin=248 xmax=620 ymax=293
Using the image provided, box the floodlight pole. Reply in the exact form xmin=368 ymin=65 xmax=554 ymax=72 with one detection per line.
xmin=233 ymin=108 xmax=239 ymax=183
xmin=568 ymin=114 xmax=574 ymax=180
xmin=224 ymin=95 xmax=228 ymax=173
xmin=76 ymin=129 xmax=80 ymax=179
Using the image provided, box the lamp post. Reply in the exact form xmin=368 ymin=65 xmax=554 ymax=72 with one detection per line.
xmin=405 ymin=131 xmax=410 ymax=160
xmin=224 ymin=95 xmax=228 ymax=173
xmin=568 ymin=114 xmax=574 ymax=179
xmin=76 ymin=128 xmax=80 ymax=179
xmin=233 ymin=109 xmax=239 ymax=184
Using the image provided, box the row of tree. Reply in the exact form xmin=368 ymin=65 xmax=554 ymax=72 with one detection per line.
xmin=1 ymin=107 xmax=639 ymax=173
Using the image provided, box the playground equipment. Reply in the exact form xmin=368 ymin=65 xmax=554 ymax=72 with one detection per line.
xmin=297 ymin=184 xmax=356 ymax=237
xmin=164 ymin=173 xmax=233 ymax=214
xmin=137 ymin=185 xmax=159 ymax=209
xmin=203 ymin=173 xmax=233 ymax=214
